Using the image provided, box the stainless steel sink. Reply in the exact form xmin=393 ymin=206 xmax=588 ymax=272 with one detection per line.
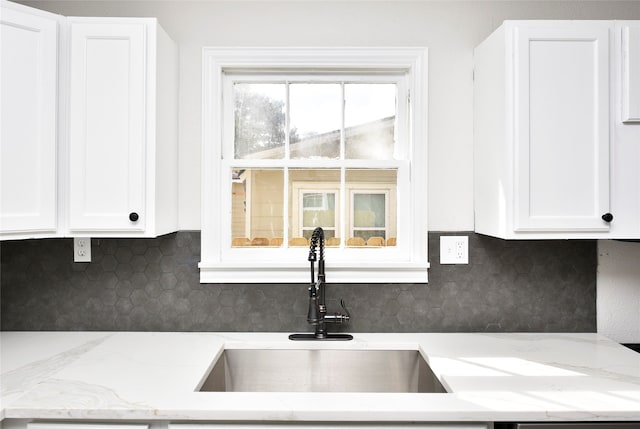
xmin=198 ymin=349 xmax=448 ymax=393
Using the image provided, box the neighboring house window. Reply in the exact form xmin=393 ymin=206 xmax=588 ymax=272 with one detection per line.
xmin=300 ymin=191 xmax=337 ymax=240
xmin=201 ymin=48 xmax=428 ymax=283
xmin=351 ymin=190 xmax=389 ymax=242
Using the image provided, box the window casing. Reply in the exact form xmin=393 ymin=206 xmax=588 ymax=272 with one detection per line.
xmin=201 ymin=48 xmax=428 ymax=283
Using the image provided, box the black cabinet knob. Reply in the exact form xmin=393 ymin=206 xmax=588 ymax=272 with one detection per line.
xmin=602 ymin=213 xmax=613 ymax=223
xmin=129 ymin=212 xmax=139 ymax=222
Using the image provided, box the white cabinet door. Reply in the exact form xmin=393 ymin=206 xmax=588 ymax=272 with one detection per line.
xmin=68 ymin=21 xmax=146 ymax=232
xmin=513 ymin=25 xmax=611 ymax=232
xmin=0 ymin=5 xmax=57 ymax=236
xmin=621 ymin=23 xmax=640 ymax=123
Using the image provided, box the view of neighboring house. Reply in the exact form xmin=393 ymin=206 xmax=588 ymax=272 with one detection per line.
xmin=231 ymin=116 xmax=398 ymax=247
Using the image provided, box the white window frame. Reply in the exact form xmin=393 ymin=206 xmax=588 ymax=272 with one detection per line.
xmin=201 ymin=47 xmax=429 ymax=283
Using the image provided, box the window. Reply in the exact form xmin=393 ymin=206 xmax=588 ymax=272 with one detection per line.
xmin=352 ymin=191 xmax=388 ymax=241
xmin=301 ymin=191 xmax=337 ymax=240
xmin=201 ymin=48 xmax=428 ymax=283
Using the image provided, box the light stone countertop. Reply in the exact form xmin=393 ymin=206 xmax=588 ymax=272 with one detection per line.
xmin=1 ymin=332 xmax=639 ymax=423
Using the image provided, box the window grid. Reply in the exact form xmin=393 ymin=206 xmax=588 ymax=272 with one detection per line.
xmin=227 ymin=76 xmax=403 ymax=250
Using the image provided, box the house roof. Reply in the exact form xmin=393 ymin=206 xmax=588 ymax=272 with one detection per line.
xmin=242 ymin=116 xmax=395 ymax=160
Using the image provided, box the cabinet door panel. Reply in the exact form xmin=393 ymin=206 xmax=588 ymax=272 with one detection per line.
xmin=622 ymin=24 xmax=640 ymax=123
xmin=514 ymin=26 xmax=610 ymax=231
xmin=0 ymin=7 xmax=57 ymax=234
xmin=68 ymin=22 xmax=146 ymax=232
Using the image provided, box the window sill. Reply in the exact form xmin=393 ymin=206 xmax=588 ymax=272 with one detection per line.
xmin=198 ymin=261 xmax=430 ymax=284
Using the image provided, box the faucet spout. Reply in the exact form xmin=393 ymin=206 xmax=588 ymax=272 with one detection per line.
xmin=290 ymin=227 xmax=353 ymax=341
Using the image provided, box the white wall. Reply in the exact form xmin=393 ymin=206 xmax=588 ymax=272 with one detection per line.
xmin=20 ymin=0 xmax=640 ymax=342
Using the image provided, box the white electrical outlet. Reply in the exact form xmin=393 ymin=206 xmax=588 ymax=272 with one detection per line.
xmin=74 ymin=237 xmax=92 ymax=263
xmin=440 ymin=236 xmax=469 ymax=264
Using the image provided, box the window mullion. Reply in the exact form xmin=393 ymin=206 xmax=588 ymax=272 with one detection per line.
xmin=285 ymin=81 xmax=291 ymax=161
xmin=339 ymin=82 xmax=346 ymax=248
xmin=340 ymin=82 xmax=345 ymax=161
xmin=283 ymin=166 xmax=290 ymax=247
xmin=228 ymin=159 xmax=402 ymax=169
xmin=341 ymin=168 xmax=347 ymax=248
xmin=283 ymin=81 xmax=291 ymax=248
xmin=385 ymin=190 xmax=390 ymax=240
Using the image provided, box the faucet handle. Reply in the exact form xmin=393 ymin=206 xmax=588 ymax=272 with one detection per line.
xmin=340 ymin=299 xmax=351 ymax=321
xmin=322 ymin=299 xmax=351 ymax=324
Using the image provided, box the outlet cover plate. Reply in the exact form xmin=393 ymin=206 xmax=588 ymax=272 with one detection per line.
xmin=73 ymin=237 xmax=92 ymax=263
xmin=440 ymin=235 xmax=469 ymax=264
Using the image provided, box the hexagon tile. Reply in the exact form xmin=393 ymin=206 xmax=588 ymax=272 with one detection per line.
xmin=0 ymin=232 xmax=596 ymax=332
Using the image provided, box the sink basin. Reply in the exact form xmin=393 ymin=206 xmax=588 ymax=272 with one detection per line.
xmin=198 ymin=349 xmax=448 ymax=393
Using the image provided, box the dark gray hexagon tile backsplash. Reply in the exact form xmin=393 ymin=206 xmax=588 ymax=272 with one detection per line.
xmin=0 ymin=232 xmax=596 ymax=332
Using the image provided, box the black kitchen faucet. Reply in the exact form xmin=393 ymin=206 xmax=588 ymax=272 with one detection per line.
xmin=289 ymin=227 xmax=353 ymax=341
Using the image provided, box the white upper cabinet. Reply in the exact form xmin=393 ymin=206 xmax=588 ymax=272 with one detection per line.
xmin=621 ymin=22 xmax=640 ymax=123
xmin=0 ymin=2 xmax=59 ymax=239
xmin=66 ymin=18 xmax=178 ymax=237
xmin=475 ymin=21 xmax=640 ymax=239
xmin=1 ymin=2 xmax=178 ymax=240
xmin=611 ymin=22 xmax=640 ymax=237
xmin=513 ymin=24 xmax=610 ymax=232
xmin=68 ymin=20 xmax=147 ymax=233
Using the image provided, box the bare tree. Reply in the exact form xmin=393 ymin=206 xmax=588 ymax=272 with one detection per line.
xmin=234 ymin=87 xmax=298 ymax=158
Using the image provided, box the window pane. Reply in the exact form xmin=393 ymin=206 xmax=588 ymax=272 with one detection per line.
xmin=303 ymin=192 xmax=336 ymax=228
xmin=234 ymin=83 xmax=286 ymax=159
xmin=354 ymin=194 xmax=385 ymax=228
xmin=303 ymin=193 xmax=325 ymax=209
xmin=303 ymin=229 xmax=336 ymax=241
xmin=231 ymin=168 xmax=284 ymax=247
xmin=345 ymin=84 xmax=396 ymax=160
xmin=290 ymin=83 xmax=341 ymax=159
xmin=346 ymin=169 xmax=397 ymax=246
xmin=354 ymin=230 xmax=386 ymax=242
xmin=289 ymin=169 xmax=340 ymax=242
